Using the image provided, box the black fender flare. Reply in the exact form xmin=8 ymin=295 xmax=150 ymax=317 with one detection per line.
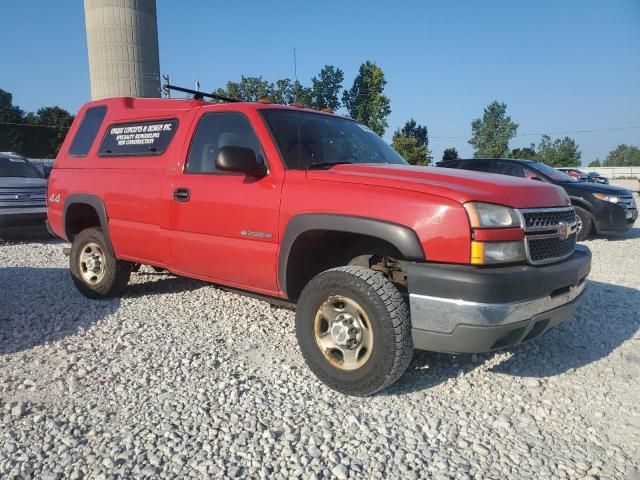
xmin=278 ymin=213 xmax=425 ymax=297
xmin=63 ymin=193 xmax=115 ymax=257
xmin=569 ymin=195 xmax=594 ymax=211
xmin=569 ymin=196 xmax=598 ymax=233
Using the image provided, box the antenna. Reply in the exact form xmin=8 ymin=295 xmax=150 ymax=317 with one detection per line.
xmin=293 ymin=48 xmax=298 ymax=84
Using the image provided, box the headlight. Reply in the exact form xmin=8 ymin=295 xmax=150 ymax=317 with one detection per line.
xmin=464 ymin=202 xmax=521 ymax=228
xmin=593 ymin=193 xmax=619 ymax=203
xmin=471 ymin=240 xmax=526 ymax=265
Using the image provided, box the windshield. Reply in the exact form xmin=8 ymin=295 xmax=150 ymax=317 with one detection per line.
xmin=532 ymin=162 xmax=578 ymax=183
xmin=0 ymin=157 xmax=43 ymax=178
xmin=260 ymin=109 xmax=407 ymax=169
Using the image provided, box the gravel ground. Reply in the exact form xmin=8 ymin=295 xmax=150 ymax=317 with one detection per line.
xmin=1 ymin=220 xmax=639 ymax=479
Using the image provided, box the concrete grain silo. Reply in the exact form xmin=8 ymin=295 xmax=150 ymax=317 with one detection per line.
xmin=84 ymin=0 xmax=161 ymax=100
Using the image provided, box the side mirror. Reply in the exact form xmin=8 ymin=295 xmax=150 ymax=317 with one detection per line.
xmin=215 ymin=146 xmax=267 ymax=176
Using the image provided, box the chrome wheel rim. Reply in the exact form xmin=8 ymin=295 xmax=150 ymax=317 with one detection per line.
xmin=313 ymin=295 xmax=373 ymax=371
xmin=576 ymin=215 xmax=583 ymax=234
xmin=79 ymin=242 xmax=106 ymax=285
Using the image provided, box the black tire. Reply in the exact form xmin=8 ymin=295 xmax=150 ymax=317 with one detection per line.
xmin=295 ymin=266 xmax=413 ymax=396
xmin=575 ymin=206 xmax=593 ymax=241
xmin=70 ymin=227 xmax=131 ymax=299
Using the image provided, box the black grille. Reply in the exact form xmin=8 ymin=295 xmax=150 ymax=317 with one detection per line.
xmin=527 ymin=234 xmax=576 ymax=264
xmin=522 ymin=209 xmax=575 ymax=230
xmin=0 ymin=187 xmax=46 ymax=206
xmin=620 ymin=195 xmax=636 ymax=210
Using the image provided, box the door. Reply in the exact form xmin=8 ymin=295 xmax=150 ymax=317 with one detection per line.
xmin=169 ymin=111 xmax=283 ymax=295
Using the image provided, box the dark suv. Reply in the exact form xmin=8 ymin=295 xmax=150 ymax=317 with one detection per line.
xmin=437 ymin=158 xmax=637 ymax=241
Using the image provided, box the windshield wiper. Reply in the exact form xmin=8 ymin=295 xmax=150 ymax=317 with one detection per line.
xmin=307 ymin=161 xmax=353 ymax=170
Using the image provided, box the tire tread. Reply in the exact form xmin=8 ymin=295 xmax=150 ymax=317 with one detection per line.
xmin=296 ymin=266 xmax=413 ymax=395
xmin=575 ymin=206 xmax=593 ymax=241
xmin=70 ymin=227 xmax=131 ymax=299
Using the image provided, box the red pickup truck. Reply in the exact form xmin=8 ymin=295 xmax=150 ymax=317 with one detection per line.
xmin=47 ymin=96 xmax=591 ymax=395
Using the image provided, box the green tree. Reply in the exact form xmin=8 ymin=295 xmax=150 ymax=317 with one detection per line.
xmin=271 ymin=79 xmax=291 ymax=104
xmin=397 ymin=119 xmax=428 ymax=147
xmin=0 ymin=89 xmax=73 ymax=157
xmin=342 ymin=61 xmax=391 ymax=136
xmin=442 ymin=147 xmax=459 ymax=161
xmin=510 ymin=143 xmax=537 ymax=160
xmin=468 ymin=101 xmax=518 ymax=158
xmin=603 ymin=144 xmax=640 ymax=166
xmin=391 ymin=135 xmax=429 ymax=166
xmin=271 ymin=79 xmax=312 ymax=105
xmin=289 ymin=80 xmax=312 ymax=105
xmin=310 ymin=65 xmax=344 ymax=111
xmin=588 ymin=158 xmax=601 ymax=167
xmin=0 ymin=88 xmax=26 ymax=153
xmin=215 ymin=75 xmax=314 ymax=105
xmin=537 ymin=135 xmax=581 ymax=167
xmin=32 ymin=106 xmax=74 ymax=156
xmin=391 ymin=119 xmax=431 ymax=165
xmin=214 ymin=76 xmax=273 ymax=102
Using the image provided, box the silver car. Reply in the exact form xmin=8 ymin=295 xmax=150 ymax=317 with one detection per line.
xmin=0 ymin=153 xmax=48 ymax=229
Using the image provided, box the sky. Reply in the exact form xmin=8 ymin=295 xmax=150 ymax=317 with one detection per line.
xmin=1 ymin=0 xmax=639 ymax=164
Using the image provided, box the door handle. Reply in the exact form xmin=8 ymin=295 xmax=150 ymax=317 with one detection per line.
xmin=173 ymin=188 xmax=190 ymax=202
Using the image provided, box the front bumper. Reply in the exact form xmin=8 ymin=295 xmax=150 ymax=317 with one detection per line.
xmin=408 ymin=245 xmax=591 ymax=353
xmin=593 ymin=202 xmax=637 ymax=234
xmin=0 ymin=206 xmax=47 ymax=228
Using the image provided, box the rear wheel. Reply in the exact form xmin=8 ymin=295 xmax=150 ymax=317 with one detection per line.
xmin=70 ymin=227 xmax=132 ymax=299
xmin=574 ymin=206 xmax=593 ymax=241
xmin=295 ymin=266 xmax=413 ymax=396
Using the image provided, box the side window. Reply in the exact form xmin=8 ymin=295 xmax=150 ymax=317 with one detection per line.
xmin=439 ymin=161 xmax=460 ymax=168
xmin=460 ymin=160 xmax=491 ymax=172
xmin=185 ymin=112 xmax=263 ymax=174
xmin=494 ymin=162 xmax=525 ymax=178
xmin=523 ymin=166 xmax=546 ymax=181
xmin=69 ymin=106 xmax=107 ymax=157
xmin=99 ymin=119 xmax=178 ymax=156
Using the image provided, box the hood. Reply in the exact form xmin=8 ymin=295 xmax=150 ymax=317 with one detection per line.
xmin=560 ymin=180 xmax=630 ymax=196
xmin=0 ymin=177 xmax=47 ymax=189
xmin=307 ymin=164 xmax=569 ymax=208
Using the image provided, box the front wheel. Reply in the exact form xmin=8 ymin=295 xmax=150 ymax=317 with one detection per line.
xmin=574 ymin=206 xmax=593 ymax=241
xmin=295 ymin=266 xmax=413 ymax=396
xmin=70 ymin=227 xmax=132 ymax=299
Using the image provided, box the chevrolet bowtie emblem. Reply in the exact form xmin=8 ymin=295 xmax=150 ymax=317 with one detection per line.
xmin=557 ymin=222 xmax=570 ymax=240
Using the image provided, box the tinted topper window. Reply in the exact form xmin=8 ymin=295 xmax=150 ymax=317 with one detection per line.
xmin=99 ymin=119 xmax=178 ymax=156
xmin=69 ymin=105 xmax=107 ymax=157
